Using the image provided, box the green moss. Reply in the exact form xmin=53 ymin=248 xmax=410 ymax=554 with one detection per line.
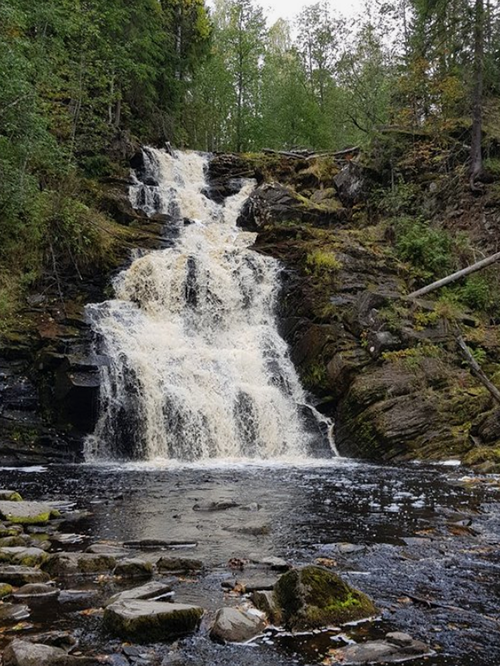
xmin=274 ymin=566 xmax=377 ymax=630
xmin=6 ymin=511 xmax=51 ymax=525
xmin=0 ymin=583 xmax=13 ymax=599
xmin=306 ymin=250 xmax=342 ymax=274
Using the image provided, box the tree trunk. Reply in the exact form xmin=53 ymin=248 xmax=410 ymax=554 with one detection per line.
xmin=470 ymin=0 xmax=484 ymax=189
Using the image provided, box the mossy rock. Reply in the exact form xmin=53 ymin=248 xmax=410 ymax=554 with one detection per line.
xmin=0 ymin=583 xmax=13 ymax=599
xmin=0 ymin=491 xmax=23 ymax=502
xmin=274 ymin=565 xmax=377 ymax=630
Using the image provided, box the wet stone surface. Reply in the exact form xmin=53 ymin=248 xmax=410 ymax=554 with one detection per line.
xmin=0 ymin=460 xmax=498 ymax=666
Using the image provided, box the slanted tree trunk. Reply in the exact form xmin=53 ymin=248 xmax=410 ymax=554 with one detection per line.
xmin=470 ymin=0 xmax=484 ymax=189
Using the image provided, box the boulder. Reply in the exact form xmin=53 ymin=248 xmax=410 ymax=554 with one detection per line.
xmin=273 ymin=566 xmax=377 ymax=630
xmin=113 ymin=558 xmax=154 ymax=578
xmin=156 ymin=557 xmax=203 ymax=573
xmin=209 ymin=607 xmax=266 ymax=643
xmin=0 ymin=501 xmax=57 ymax=525
xmin=104 ymin=600 xmax=204 ymax=642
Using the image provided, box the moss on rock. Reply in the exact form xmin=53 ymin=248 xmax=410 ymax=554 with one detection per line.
xmin=274 ymin=565 xmax=377 ymax=630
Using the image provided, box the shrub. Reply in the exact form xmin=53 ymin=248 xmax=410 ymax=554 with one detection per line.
xmin=395 ymin=217 xmax=453 ymax=278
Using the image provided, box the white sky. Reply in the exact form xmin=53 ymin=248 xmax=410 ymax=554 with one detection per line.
xmin=207 ymin=0 xmax=367 ymax=26
xmin=263 ymin=0 xmax=365 ymax=25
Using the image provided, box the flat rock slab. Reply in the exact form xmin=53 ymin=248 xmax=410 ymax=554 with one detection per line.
xmin=105 ymin=580 xmax=174 ymax=607
xmin=104 ymin=600 xmax=204 ymax=642
xmin=332 ymin=634 xmax=432 ymax=664
xmin=210 ymin=607 xmax=266 ymax=643
xmin=222 ymin=574 xmax=278 ymax=592
xmin=42 ymin=552 xmax=117 ymax=576
xmin=0 ymin=547 xmax=48 ymax=566
xmin=0 ymin=502 xmax=57 ymax=525
xmin=0 ymin=603 xmax=30 ymax=623
xmin=156 ymin=557 xmax=203 ymax=573
xmin=0 ymin=565 xmax=50 ymax=586
xmin=3 ymin=639 xmax=94 ymax=666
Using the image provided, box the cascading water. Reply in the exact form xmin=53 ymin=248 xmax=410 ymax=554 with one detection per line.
xmin=85 ymin=148 xmax=333 ymax=462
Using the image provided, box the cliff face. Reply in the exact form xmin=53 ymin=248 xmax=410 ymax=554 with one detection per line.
xmin=210 ymin=141 xmax=500 ymax=472
xmin=2 ymin=140 xmax=500 ymax=470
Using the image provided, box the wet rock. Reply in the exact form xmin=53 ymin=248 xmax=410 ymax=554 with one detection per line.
xmin=12 ymin=583 xmax=60 ymax=603
xmin=86 ymin=542 xmax=128 ymax=556
xmin=104 ymin=581 xmax=174 ymax=607
xmin=0 ymin=491 xmax=23 ymax=502
xmin=0 ymin=582 xmax=13 ymax=598
xmin=332 ymin=632 xmax=431 ymax=663
xmin=222 ymin=574 xmax=278 ymax=592
xmin=192 ymin=500 xmax=239 ymax=512
xmin=156 ymin=557 xmax=203 ymax=573
xmin=209 ymin=607 xmax=266 ymax=643
xmin=0 ymin=501 xmax=57 ymax=525
xmin=104 ymin=600 xmax=204 ymax=642
xmin=333 ymin=162 xmax=369 ymax=206
xmin=0 ymin=546 xmax=48 ymax=567
xmin=227 ymin=523 xmax=270 ymax=536
xmin=26 ymin=631 xmax=77 ymax=650
xmin=0 ymin=523 xmax=24 ymax=537
xmin=240 ymin=503 xmax=261 ymax=512
xmin=248 ymin=555 xmax=290 ymax=571
xmin=106 ymin=655 xmax=130 ymax=666
xmin=0 ymin=565 xmax=50 ymax=585
xmin=42 ymin=552 xmax=117 ymax=576
xmin=114 ymin=558 xmax=154 ymax=578
xmin=337 ymin=543 xmax=366 ymax=555
xmin=3 ymin=639 xmax=92 ymax=666
xmin=124 ymin=539 xmax=197 ymax=550
xmin=0 ymin=603 xmax=30 ymax=622
xmin=0 ymin=536 xmax=31 ymax=548
xmin=274 ymin=565 xmax=377 ymax=630
xmin=251 ymin=590 xmax=281 ymax=622
xmin=238 ymin=183 xmax=344 ymax=231
xmin=58 ymin=589 xmax=100 ymax=609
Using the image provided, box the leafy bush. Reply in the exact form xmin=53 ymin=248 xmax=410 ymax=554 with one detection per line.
xmin=395 ymin=217 xmax=453 ymax=278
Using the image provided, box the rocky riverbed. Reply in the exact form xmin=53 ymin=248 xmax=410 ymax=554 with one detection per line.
xmin=0 ymin=460 xmax=498 ymax=666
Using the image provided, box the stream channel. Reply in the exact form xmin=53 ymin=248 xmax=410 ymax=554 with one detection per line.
xmin=1 ymin=460 xmax=499 ymax=665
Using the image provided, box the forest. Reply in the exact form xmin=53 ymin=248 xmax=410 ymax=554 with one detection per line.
xmin=0 ymin=0 xmax=499 ymax=327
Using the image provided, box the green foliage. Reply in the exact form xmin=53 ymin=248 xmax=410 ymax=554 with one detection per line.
xmin=394 ymin=217 xmax=453 ymax=278
xmin=460 ymin=275 xmax=496 ymax=313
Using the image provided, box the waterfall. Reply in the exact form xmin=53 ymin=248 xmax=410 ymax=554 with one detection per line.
xmin=85 ymin=148 xmax=333 ymax=462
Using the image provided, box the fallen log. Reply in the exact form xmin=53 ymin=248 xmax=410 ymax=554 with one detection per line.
xmin=406 ymin=251 xmax=500 ymax=300
xmin=456 ymin=333 xmax=500 ymax=406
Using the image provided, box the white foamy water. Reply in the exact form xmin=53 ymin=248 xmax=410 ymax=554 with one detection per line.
xmin=85 ymin=149 xmax=332 ymax=462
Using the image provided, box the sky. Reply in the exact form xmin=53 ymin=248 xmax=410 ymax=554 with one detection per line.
xmin=207 ymin=0 xmax=367 ymax=26
xmin=259 ymin=0 xmax=365 ymax=25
